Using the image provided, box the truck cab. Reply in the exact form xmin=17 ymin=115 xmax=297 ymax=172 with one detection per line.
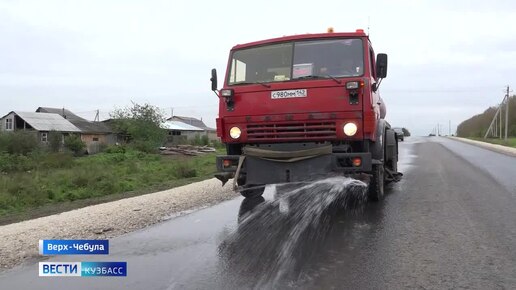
xmin=211 ymin=29 xmax=400 ymax=201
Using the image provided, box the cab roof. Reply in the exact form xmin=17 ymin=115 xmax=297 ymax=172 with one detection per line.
xmin=232 ymin=31 xmax=368 ymax=50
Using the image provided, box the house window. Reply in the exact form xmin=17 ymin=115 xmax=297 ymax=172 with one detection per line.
xmin=5 ymin=118 xmax=13 ymax=130
xmin=93 ymin=137 xmax=99 ymax=142
xmin=41 ymin=132 xmax=48 ymax=142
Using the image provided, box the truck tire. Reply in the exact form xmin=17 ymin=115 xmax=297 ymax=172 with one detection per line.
xmin=368 ymin=164 xmax=385 ymax=201
xmin=241 ymin=184 xmax=265 ymax=199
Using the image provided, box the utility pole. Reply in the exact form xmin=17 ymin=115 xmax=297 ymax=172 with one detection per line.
xmin=494 ymin=114 xmax=497 ymax=138
xmin=505 ymin=85 xmax=509 ymax=141
xmin=484 ymin=86 xmax=510 ymax=139
xmin=499 ymin=102 xmax=503 ymax=139
xmin=94 ymin=109 xmax=99 ymax=122
xmin=437 ymin=123 xmax=440 ymax=136
xmin=449 ymin=120 xmax=451 ymax=136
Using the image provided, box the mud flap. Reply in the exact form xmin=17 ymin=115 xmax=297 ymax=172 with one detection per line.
xmin=214 ymin=172 xmax=234 ymax=186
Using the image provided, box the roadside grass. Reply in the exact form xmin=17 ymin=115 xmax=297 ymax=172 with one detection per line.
xmin=468 ymin=137 xmax=516 ymax=148
xmin=0 ymin=149 xmax=222 ymax=224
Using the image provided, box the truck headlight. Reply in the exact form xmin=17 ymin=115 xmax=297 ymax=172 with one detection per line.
xmin=343 ymin=122 xmax=358 ymax=136
xmin=346 ymin=81 xmax=359 ymax=89
xmin=229 ymin=127 xmax=241 ymax=139
xmin=220 ymin=89 xmax=234 ymax=97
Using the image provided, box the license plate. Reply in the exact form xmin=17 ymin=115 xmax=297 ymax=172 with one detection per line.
xmin=271 ymin=89 xmax=307 ymax=99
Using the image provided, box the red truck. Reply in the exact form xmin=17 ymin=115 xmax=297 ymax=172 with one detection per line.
xmin=211 ymin=29 xmax=401 ymax=201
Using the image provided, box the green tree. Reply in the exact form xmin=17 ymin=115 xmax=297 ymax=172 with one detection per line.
xmin=64 ymin=134 xmax=86 ymax=156
xmin=110 ymin=102 xmax=166 ymax=153
xmin=201 ymin=134 xmax=209 ymax=146
xmin=0 ymin=131 xmax=39 ymax=155
xmin=48 ymin=130 xmax=62 ymax=152
xmin=0 ymin=132 xmax=8 ymax=153
xmin=191 ymin=134 xmax=202 ymax=146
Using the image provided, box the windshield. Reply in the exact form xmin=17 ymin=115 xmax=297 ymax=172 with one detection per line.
xmin=227 ymin=38 xmax=364 ymax=85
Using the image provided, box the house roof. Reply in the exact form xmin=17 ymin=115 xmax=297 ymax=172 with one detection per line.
xmin=162 ymin=120 xmax=204 ymax=131
xmin=36 ymin=107 xmax=85 ymax=121
xmin=167 ymin=115 xmax=215 ymax=131
xmin=70 ymin=120 xmax=113 ymax=134
xmin=36 ymin=107 xmax=112 ymax=134
xmin=10 ymin=111 xmax=81 ymax=132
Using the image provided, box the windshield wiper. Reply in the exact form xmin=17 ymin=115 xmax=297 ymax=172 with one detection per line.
xmin=232 ymin=81 xmax=271 ymax=88
xmin=295 ymin=74 xmax=341 ymax=84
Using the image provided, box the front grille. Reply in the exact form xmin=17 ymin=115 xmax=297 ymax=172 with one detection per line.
xmin=246 ymin=121 xmax=337 ymax=141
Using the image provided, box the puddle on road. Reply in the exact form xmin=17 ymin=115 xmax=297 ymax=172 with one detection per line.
xmin=218 ymin=176 xmax=368 ymax=289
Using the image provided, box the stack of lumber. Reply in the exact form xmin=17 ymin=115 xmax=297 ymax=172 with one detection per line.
xmin=160 ymin=145 xmax=216 ymax=156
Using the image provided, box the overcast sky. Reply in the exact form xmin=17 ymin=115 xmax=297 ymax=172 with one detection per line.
xmin=1 ymin=0 xmax=515 ymax=136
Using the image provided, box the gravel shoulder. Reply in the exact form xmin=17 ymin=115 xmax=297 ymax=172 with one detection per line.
xmin=449 ymin=136 xmax=516 ymax=157
xmin=0 ymin=178 xmax=236 ymax=271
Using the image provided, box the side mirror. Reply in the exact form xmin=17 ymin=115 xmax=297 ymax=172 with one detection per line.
xmin=376 ymin=53 xmax=388 ymax=79
xmin=210 ymin=68 xmax=218 ymax=91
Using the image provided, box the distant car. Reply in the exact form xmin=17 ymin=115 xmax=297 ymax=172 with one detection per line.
xmin=393 ymin=127 xmax=404 ymax=141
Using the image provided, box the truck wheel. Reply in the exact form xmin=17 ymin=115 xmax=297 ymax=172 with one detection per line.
xmin=368 ymin=164 xmax=385 ymax=202
xmin=241 ymin=185 xmax=265 ymax=199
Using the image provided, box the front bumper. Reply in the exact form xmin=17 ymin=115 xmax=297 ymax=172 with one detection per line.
xmin=216 ymin=152 xmax=372 ymax=185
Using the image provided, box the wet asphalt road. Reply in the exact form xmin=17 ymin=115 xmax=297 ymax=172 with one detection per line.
xmin=1 ymin=137 xmax=515 ymax=289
